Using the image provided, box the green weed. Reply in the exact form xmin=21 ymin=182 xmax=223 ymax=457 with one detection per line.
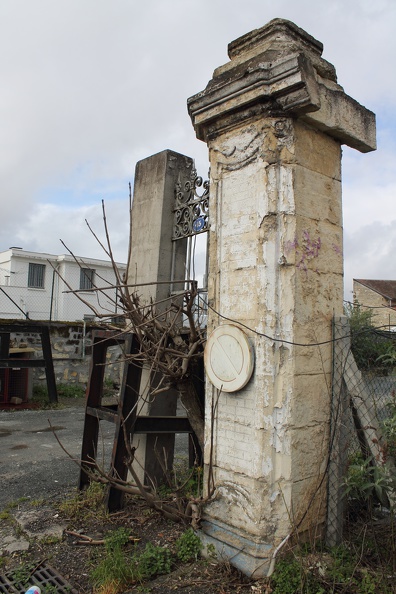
xmin=90 ymin=528 xmax=135 ymax=593
xmin=58 ymin=482 xmax=107 ymax=520
xmin=38 ymin=534 xmax=62 ymax=545
xmin=7 ymin=496 xmax=30 ymax=508
xmin=31 ymin=384 xmax=62 ymax=409
xmin=57 ymin=383 xmax=86 ymax=399
xmin=269 ymin=558 xmax=307 ymax=593
xmin=345 ymin=302 xmax=395 ymax=372
xmin=343 ymin=451 xmax=395 ymax=508
xmin=175 ymin=528 xmax=202 ymax=562
xmin=268 ymin=544 xmax=393 ymax=594
xmin=138 ymin=542 xmax=172 ymax=577
xmin=10 ymin=562 xmax=36 ymax=590
xmin=30 ymin=498 xmax=46 ymax=507
xmin=90 ymin=528 xmax=171 ymax=593
xmin=32 ymin=382 xmax=85 ymax=408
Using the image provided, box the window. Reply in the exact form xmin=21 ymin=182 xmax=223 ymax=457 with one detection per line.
xmin=28 ymin=263 xmax=45 ymax=288
xmin=80 ymin=268 xmax=95 ymax=290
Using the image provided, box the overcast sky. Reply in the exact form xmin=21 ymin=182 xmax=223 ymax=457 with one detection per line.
xmin=1 ymin=0 xmax=395 ymax=299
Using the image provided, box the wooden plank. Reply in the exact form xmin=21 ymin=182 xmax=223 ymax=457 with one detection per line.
xmin=79 ymin=332 xmax=110 ymax=489
xmin=0 ymin=359 xmax=47 ymax=368
xmin=40 ymin=326 xmax=58 ymax=403
xmin=107 ymin=334 xmax=142 ymax=511
xmin=343 ymin=350 xmax=383 ymax=462
xmin=0 ymin=333 xmax=10 ymax=358
xmin=86 ymin=405 xmax=118 ymax=423
xmin=134 ymin=416 xmax=192 ymax=433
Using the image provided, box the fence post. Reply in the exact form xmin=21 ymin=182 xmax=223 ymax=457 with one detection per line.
xmin=327 ymin=315 xmax=350 ymax=546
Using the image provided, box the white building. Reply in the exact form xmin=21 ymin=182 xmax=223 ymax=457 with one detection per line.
xmin=0 ymin=248 xmax=126 ymax=322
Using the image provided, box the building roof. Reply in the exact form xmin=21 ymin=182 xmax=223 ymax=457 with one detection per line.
xmin=354 ymin=279 xmax=396 ymax=302
xmin=0 ymin=248 xmax=126 ymax=269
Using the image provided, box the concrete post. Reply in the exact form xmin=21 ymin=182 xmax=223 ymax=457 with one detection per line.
xmin=188 ymin=19 xmax=376 ymax=576
xmin=126 ymin=149 xmax=194 ymax=483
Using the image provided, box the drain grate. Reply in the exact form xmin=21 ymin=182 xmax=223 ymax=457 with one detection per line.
xmin=0 ymin=562 xmax=78 ymax=593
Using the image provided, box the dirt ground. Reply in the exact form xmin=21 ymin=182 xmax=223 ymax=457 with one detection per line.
xmin=0 ymin=488 xmax=259 ymax=594
xmin=0 ymin=399 xmax=260 ymax=593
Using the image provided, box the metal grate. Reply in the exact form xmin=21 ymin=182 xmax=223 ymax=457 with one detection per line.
xmin=0 ymin=562 xmax=78 ymax=593
xmin=172 ymin=167 xmax=209 ymax=241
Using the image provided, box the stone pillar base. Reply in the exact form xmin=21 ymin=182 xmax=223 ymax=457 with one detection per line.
xmin=200 ymin=519 xmax=273 ymax=578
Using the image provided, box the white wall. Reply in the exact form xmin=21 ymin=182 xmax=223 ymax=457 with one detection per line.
xmin=0 ymin=249 xmax=125 ymax=321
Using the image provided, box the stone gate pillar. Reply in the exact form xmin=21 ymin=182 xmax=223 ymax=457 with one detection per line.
xmin=188 ymin=19 xmax=376 ymax=576
xmin=126 ymin=149 xmax=194 ymax=482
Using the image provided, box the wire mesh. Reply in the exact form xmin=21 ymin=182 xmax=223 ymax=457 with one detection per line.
xmin=327 ymin=315 xmax=396 ymax=546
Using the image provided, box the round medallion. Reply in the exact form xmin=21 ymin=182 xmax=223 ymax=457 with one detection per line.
xmin=192 ymin=217 xmax=205 ymax=232
xmin=204 ymin=324 xmax=254 ymax=392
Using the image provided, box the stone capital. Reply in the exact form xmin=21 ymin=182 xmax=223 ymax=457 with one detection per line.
xmin=188 ymin=18 xmax=376 ymax=152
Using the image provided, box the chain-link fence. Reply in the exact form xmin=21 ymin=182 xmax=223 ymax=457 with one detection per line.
xmin=327 ymin=315 xmax=396 ymax=546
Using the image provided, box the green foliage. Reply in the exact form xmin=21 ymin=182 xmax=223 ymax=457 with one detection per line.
xmin=382 ymin=397 xmax=396 ymax=459
xmin=91 ymin=529 xmax=171 ymax=593
xmin=269 ymin=546 xmax=392 ymax=594
xmin=57 ymin=383 xmax=86 ymax=398
xmin=175 ymin=528 xmax=202 ymax=562
xmin=32 ymin=382 xmax=85 ymax=408
xmin=377 ymin=344 xmax=396 ymax=367
xmin=156 ymin=464 xmax=203 ymax=501
xmin=345 ymin=301 xmax=395 ymax=372
xmin=31 ymin=384 xmax=59 ymax=408
xmin=0 ymin=496 xmax=31 ymax=521
xmin=58 ymin=482 xmax=107 ymax=520
xmin=8 ymin=496 xmax=30 ymax=507
xmin=180 ymin=465 xmax=203 ymax=498
xmin=342 ymin=395 xmax=396 ymax=509
xmin=343 ymin=452 xmax=394 ymax=507
xmin=105 ymin=527 xmax=131 ymax=551
xmin=91 ymin=528 xmax=135 ymax=593
xmin=269 ymin=558 xmax=307 ymax=593
xmin=138 ymin=542 xmax=172 ymax=577
xmin=327 ymin=544 xmax=357 ymax=585
xmin=10 ymin=562 xmax=36 ymax=590
xmin=205 ymin=542 xmax=217 ymax=559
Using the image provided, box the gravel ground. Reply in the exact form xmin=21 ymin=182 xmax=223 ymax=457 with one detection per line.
xmin=0 ymin=400 xmax=114 ymax=508
xmin=0 ymin=402 xmax=256 ymax=593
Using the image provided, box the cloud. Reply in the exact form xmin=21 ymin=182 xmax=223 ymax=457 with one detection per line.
xmin=0 ymin=0 xmax=395 ymax=296
xmin=344 ymin=220 xmax=396 ymax=298
xmin=14 ymin=201 xmax=130 ymax=264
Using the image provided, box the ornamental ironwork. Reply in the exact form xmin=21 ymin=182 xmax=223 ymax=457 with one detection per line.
xmin=172 ymin=168 xmax=209 ymax=240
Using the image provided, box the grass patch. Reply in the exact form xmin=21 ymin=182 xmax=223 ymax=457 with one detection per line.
xmin=58 ymin=482 xmax=108 ymax=521
xmin=268 ymin=538 xmax=394 ymax=594
xmin=90 ymin=528 xmax=172 ymax=594
xmin=32 ymin=383 xmax=86 ymax=409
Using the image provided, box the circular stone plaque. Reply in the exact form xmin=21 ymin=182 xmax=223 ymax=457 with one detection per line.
xmin=204 ymin=324 xmax=254 ymax=392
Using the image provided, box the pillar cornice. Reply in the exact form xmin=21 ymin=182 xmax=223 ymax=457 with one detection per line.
xmin=188 ymin=18 xmax=376 ymax=152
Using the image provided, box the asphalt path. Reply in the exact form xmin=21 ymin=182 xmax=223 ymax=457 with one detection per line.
xmin=0 ymin=405 xmax=114 ymax=509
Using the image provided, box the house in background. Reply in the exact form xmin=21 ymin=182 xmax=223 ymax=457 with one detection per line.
xmin=0 ymin=248 xmax=126 ymax=322
xmin=353 ymin=279 xmax=396 ymax=331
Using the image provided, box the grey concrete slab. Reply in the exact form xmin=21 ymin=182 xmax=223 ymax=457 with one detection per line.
xmin=0 ymin=407 xmax=114 ymax=509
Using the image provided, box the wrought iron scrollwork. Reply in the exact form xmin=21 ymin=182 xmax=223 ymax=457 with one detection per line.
xmin=172 ymin=167 xmax=209 ymax=240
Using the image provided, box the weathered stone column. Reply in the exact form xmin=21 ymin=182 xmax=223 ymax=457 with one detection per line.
xmin=188 ymin=19 xmax=376 ymax=576
xmin=126 ymin=149 xmax=193 ymax=482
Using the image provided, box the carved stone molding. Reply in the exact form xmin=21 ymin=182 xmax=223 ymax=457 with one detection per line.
xmin=188 ymin=18 xmax=376 ymax=153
